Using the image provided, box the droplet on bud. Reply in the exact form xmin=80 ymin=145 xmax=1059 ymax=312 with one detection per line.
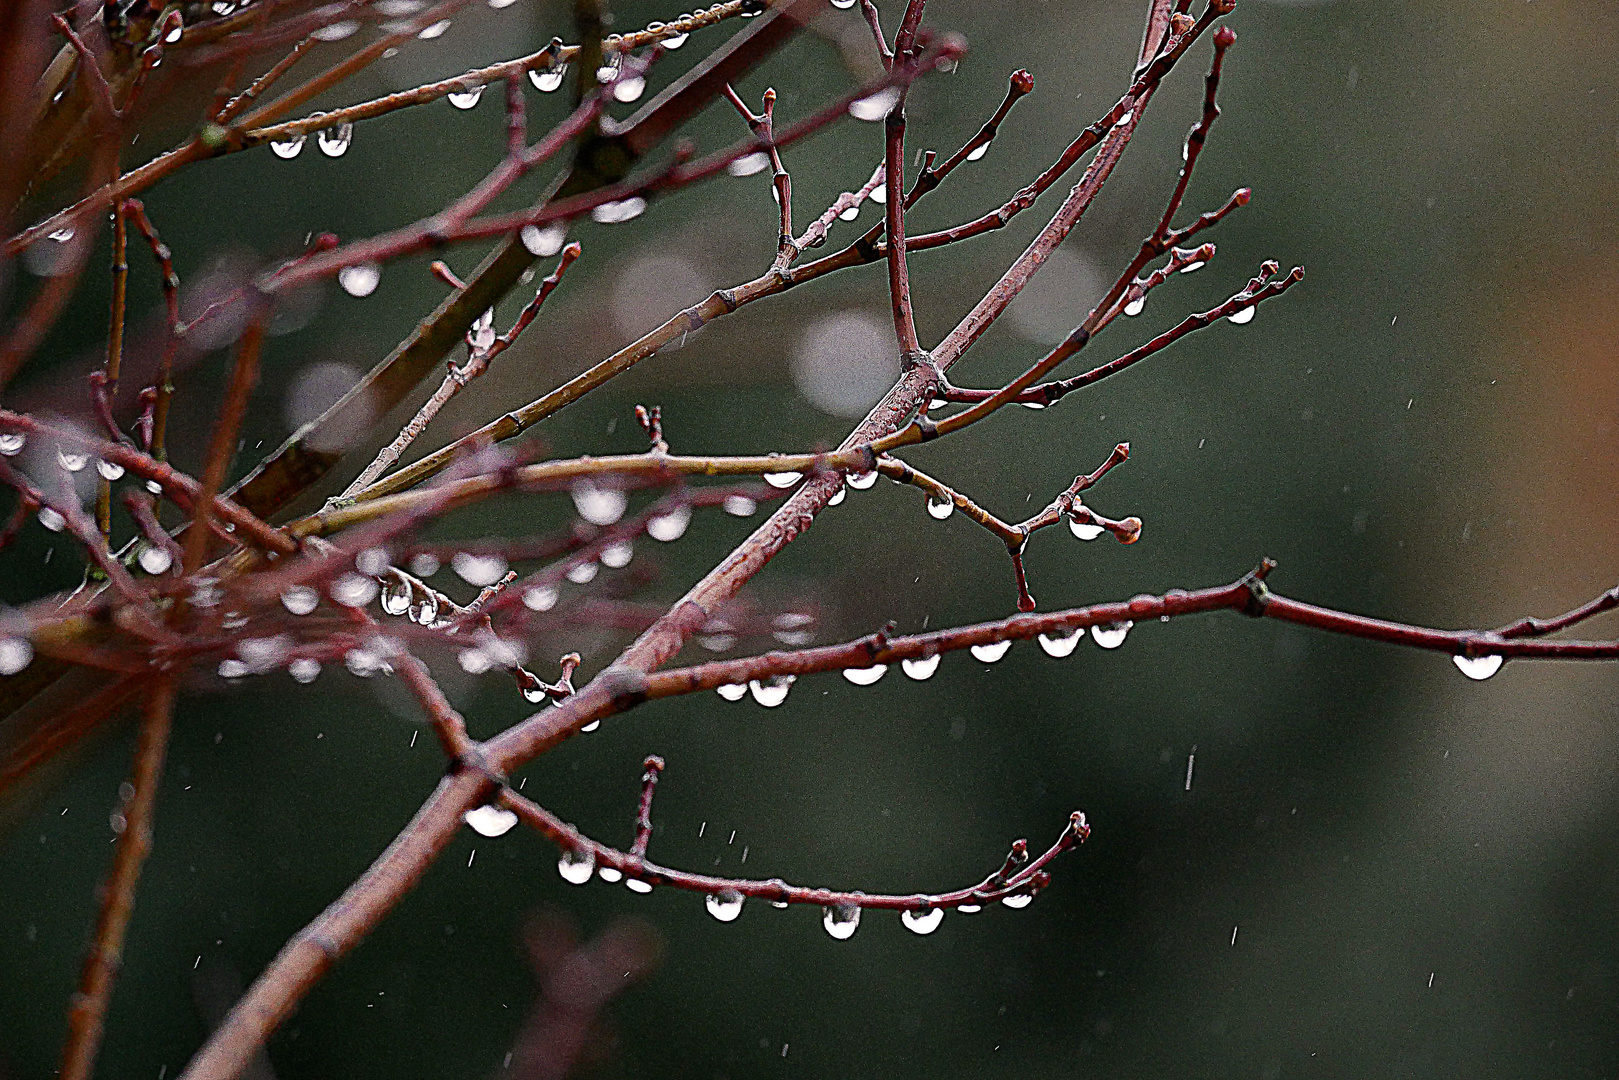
xmin=1069 ymin=518 xmax=1105 ymax=541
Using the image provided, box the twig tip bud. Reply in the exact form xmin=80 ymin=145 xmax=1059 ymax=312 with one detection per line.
xmin=1011 ymin=69 xmax=1035 ymax=95
xmin=1214 ymin=26 xmax=1237 ymax=48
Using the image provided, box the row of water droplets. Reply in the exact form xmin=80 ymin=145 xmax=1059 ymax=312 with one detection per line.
xmin=1121 ymin=258 xmax=1260 ymax=324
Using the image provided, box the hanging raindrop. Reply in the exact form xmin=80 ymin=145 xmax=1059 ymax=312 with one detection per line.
xmin=728 ymin=152 xmax=771 ymax=178
xmin=748 ymin=674 xmax=794 ymax=707
xmin=316 ymin=122 xmax=353 ymax=157
xmin=1123 ymin=296 xmax=1146 ymax=317
xmin=572 ymin=482 xmax=627 ymax=525
xmin=530 ymin=64 xmax=567 ymax=92
xmin=96 ymin=459 xmax=124 ymax=481
xmin=408 ymin=592 xmax=440 ymax=625
xmin=447 ymin=84 xmax=485 ymax=109
xmin=970 ymin=640 xmax=1011 ymax=663
xmin=1452 ymin=654 xmax=1503 ymax=681
xmin=465 ymin=804 xmax=517 ymax=837
xmin=706 ymin=889 xmax=745 ymax=922
xmin=338 ymin=263 xmax=381 ymax=297
xmin=1228 ymin=305 xmax=1256 ymax=325
xmin=843 ymin=664 xmax=887 ymax=686
xmin=1001 ymin=893 xmax=1034 ymax=909
xmin=56 ymin=449 xmax=87 ymax=472
xmin=966 ymin=143 xmax=989 ymax=162
xmin=723 ymin=495 xmax=757 ymax=517
xmin=847 ymin=471 xmax=877 ymax=490
xmin=330 ymin=572 xmax=378 ymax=607
xmin=0 ymin=433 xmax=24 ymax=455
xmin=417 ymin=19 xmax=451 ymax=38
xmin=823 ymin=902 xmax=861 ymax=939
xmin=0 ymin=638 xmax=33 ymax=675
xmin=37 ymin=507 xmax=65 ymax=532
xmin=452 ymin=551 xmax=508 ymax=586
xmin=523 ymin=585 xmax=558 ymax=612
xmin=901 ymin=653 xmax=940 ymax=680
xmin=648 ymin=505 xmax=692 ymax=541
xmin=522 ymin=222 xmax=567 ymax=256
xmin=1037 ymin=628 xmax=1081 ymax=658
xmin=925 ymin=494 xmax=953 ymax=520
xmin=763 ymin=471 xmax=802 ymax=489
xmin=838 ymin=204 xmax=860 ymax=221
xmin=288 ymin=658 xmax=321 ymax=683
xmin=828 ymin=484 xmax=847 ymax=506
xmin=717 ymin=683 xmax=747 ymax=701
xmin=613 ymin=76 xmax=646 ymax=103
xmin=138 ymin=546 xmax=173 ymax=575
xmin=1069 ymin=518 xmax=1105 ymax=541
xmin=269 ymin=133 xmax=306 ymax=159
xmin=849 ymin=87 xmax=899 ymax=122
xmin=662 ymin=18 xmax=690 ymax=48
xmin=625 ymin=878 xmax=653 ymax=894
xmin=281 ymin=586 xmax=319 ymax=615
xmin=566 ymin=561 xmax=599 ymax=584
xmin=1090 ymin=621 xmax=1132 ymax=649
xmin=597 ymin=866 xmax=624 ymax=883
xmin=558 ymin=847 xmax=595 ymax=884
xmin=901 ymin=907 xmax=944 ymax=935
xmin=380 ymin=577 xmax=411 ymax=616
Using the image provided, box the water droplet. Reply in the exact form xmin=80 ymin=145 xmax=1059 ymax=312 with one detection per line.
xmin=57 ymin=449 xmax=87 ymax=472
xmin=1123 ymin=296 xmax=1146 ymax=317
xmin=417 ymin=18 xmax=451 ymax=38
xmin=269 ymin=133 xmax=306 ymax=159
xmin=211 ymin=0 xmax=236 ymax=14
xmin=465 ymin=804 xmax=517 ymax=837
xmin=1090 ymin=621 xmax=1132 ymax=649
xmin=0 ymin=638 xmax=33 ymax=675
xmin=488 ymin=0 xmax=518 ymax=8
xmin=409 ymin=553 xmax=439 ymax=578
xmin=1178 ymin=260 xmax=1204 ymax=274
xmin=749 ymin=674 xmax=794 ymax=707
xmin=827 ymin=484 xmax=847 ymax=506
xmin=288 ymin=658 xmax=321 ymax=683
xmin=763 ymin=471 xmax=801 ymax=489
xmin=281 ymin=586 xmax=319 ymax=615
xmin=648 ymin=505 xmax=691 ymax=542
xmin=452 ymin=551 xmax=508 ymax=586
xmin=316 ymin=122 xmax=353 ymax=157
xmin=728 ymin=151 xmax=771 ymax=178
xmin=849 ymin=87 xmax=899 ymax=122
xmin=47 ymin=227 xmax=75 ymax=243
xmin=330 ymin=572 xmax=378 ymax=607
xmin=558 ymin=847 xmax=595 ymax=884
xmin=572 ymin=482 xmax=626 ymax=525
xmin=344 ymin=648 xmax=390 ymax=678
xmin=835 ymin=205 xmax=859 ymax=224
xmin=597 ymin=866 xmax=624 ymax=883
xmin=380 ymin=577 xmax=411 ymax=616
xmin=1453 ymin=654 xmax=1503 ymax=681
xmin=717 ymin=683 xmax=747 ymax=701
xmin=145 ymin=480 xmax=162 ymax=495
xmin=970 ymin=640 xmax=1011 ymax=663
xmin=218 ymin=659 xmax=249 ymax=679
xmin=823 ymin=902 xmax=861 ymax=939
xmin=190 ymin=578 xmax=223 ymax=608
xmin=565 ymin=561 xmax=599 ymax=584
xmin=832 ymin=0 xmax=857 ymax=7
xmin=698 ymin=621 xmax=737 ymax=651
xmin=338 ymin=263 xmax=381 ymax=297
xmin=529 ymin=64 xmax=567 ymax=92
xmin=613 ymin=76 xmax=646 ymax=103
xmin=1038 ymin=628 xmax=1081 ymax=657
xmin=37 ymin=507 xmax=64 ymax=532
xmin=901 ymin=653 xmax=939 ymax=680
xmin=458 ymin=648 xmax=492 ymax=675
xmin=723 ymin=494 xmax=757 ymax=517
xmin=96 ymin=459 xmax=124 ymax=481
xmin=1001 ymin=893 xmax=1034 ymax=909
xmin=137 ymin=546 xmax=173 ymax=575
xmin=597 ymin=541 xmax=632 ymax=569
xmin=1228 ymin=305 xmax=1256 ymax=325
xmin=1116 ymin=109 xmax=1134 ymax=126
xmin=1068 ymin=518 xmax=1105 ymax=541
xmin=902 ymin=907 xmax=943 ymax=934
xmin=0 ymin=433 xmax=24 ymax=455
xmin=662 ymin=19 xmax=689 ymax=48
xmin=591 ymin=197 xmax=647 ymax=224
xmin=581 ymin=719 xmax=600 ymax=732
xmin=957 ymin=903 xmax=981 ymax=914
xmin=595 ymin=54 xmax=621 ymax=84
xmin=843 ymin=664 xmax=887 ymax=686
xmin=448 ymin=84 xmax=484 ymax=109
xmin=926 ymin=494 xmax=953 ymax=520
xmin=311 ymin=20 xmax=357 ymax=40
xmin=848 ymin=471 xmax=878 ymax=490
xmin=625 ymin=877 xmax=653 ymax=894
xmin=523 ymin=585 xmax=558 ymax=612
xmin=408 ymin=592 xmax=440 ymax=625
xmin=520 ymin=223 xmax=567 ymax=259
xmin=966 ymin=143 xmax=988 ymax=162
xmin=706 ymin=889 xmax=744 ymax=922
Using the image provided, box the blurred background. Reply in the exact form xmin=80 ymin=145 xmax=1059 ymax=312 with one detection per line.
xmin=2 ymin=0 xmax=1618 ymax=1076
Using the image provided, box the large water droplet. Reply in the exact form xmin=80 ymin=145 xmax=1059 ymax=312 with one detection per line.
xmin=330 ymin=572 xmax=378 ymax=607
xmin=338 ymin=263 xmax=381 ymax=297
xmin=827 ymin=484 xmax=847 ymax=506
xmin=218 ymin=659 xmax=249 ymax=679
xmin=1090 ymin=621 xmax=1132 ymax=649
xmin=558 ymin=847 xmax=595 ymax=884
xmin=625 ymin=877 xmax=653 ymax=894
xmin=597 ymin=866 xmax=624 ymax=883
xmin=57 ymin=449 xmax=87 ymax=472
xmin=925 ymin=494 xmax=953 ymax=520
xmin=749 ymin=674 xmax=794 ymax=707
xmin=901 ymin=653 xmax=940 ymax=680
xmin=522 ymin=223 xmax=566 ymax=258
xmin=380 ymin=577 xmax=411 ymax=616
xmin=1228 ymin=305 xmax=1256 ymax=325
xmin=832 ymin=0 xmax=857 ymax=8
xmin=572 ymin=482 xmax=627 ymax=525
xmin=698 ymin=621 xmax=737 ymax=651
xmin=1453 ymin=653 xmax=1503 ymax=681
xmin=465 ymin=804 xmax=517 ymax=837
xmin=0 ymin=433 xmax=24 ymax=455
xmin=966 ymin=143 xmax=989 ymax=162
xmin=869 ymin=184 xmax=888 ymax=205
xmin=523 ymin=585 xmax=558 ymax=612
xmin=281 ymin=586 xmax=318 ymax=615
xmin=662 ymin=19 xmax=689 ymax=48
xmin=408 ymin=591 xmax=440 ymax=625
xmin=957 ymin=903 xmax=982 ymax=914
xmin=410 ymin=553 xmax=440 ymax=578
xmin=1038 ymin=628 xmax=1081 ymax=658
xmin=447 ymin=84 xmax=484 ymax=109
xmin=970 ymin=640 xmax=1011 ymax=663
xmin=452 ymin=551 xmax=508 ymax=586
xmin=1069 ymin=518 xmax=1105 ymax=541
xmin=648 ymin=505 xmax=691 ymax=542
xmin=96 ymin=459 xmax=124 ymax=481
xmin=316 ymin=122 xmax=353 ymax=157
xmin=763 ymin=471 xmax=801 ymax=489
xmin=288 ymin=658 xmax=321 ymax=683
xmin=417 ymin=18 xmax=451 ymax=38
xmin=1123 ymin=296 xmax=1146 ymax=317
xmin=37 ymin=507 xmax=65 ymax=532
xmin=706 ymin=889 xmax=745 ymax=922
xmin=565 ymin=561 xmax=599 ymax=584
xmin=0 ymin=638 xmax=33 ymax=675
xmin=723 ymin=495 xmax=757 ymax=517
xmin=1000 ymin=893 xmax=1034 ymax=909
xmin=529 ymin=64 xmax=567 ymax=92
xmin=270 ymin=133 xmax=305 ymax=159
xmin=717 ymin=683 xmax=747 ymax=701
xmin=1178 ymin=259 xmax=1204 ymax=274
xmin=488 ymin=0 xmax=517 ymax=8
xmin=902 ymin=907 xmax=943 ymax=935
xmin=311 ymin=20 xmax=357 ymax=40
xmin=591 ymin=197 xmax=647 ymax=224
xmin=849 ymin=87 xmax=899 ymax=122
xmin=823 ymin=902 xmax=861 ymax=939
xmin=458 ymin=648 xmax=492 ymax=675
xmin=600 ymin=541 xmax=633 ymax=569
xmin=612 ymin=76 xmax=646 ymax=103
xmin=843 ymin=664 xmax=887 ymax=686
xmin=137 ymin=546 xmax=173 ymax=575
xmin=838 ymin=204 xmax=860 ymax=222
xmin=847 ymin=471 xmax=877 ymax=490
xmin=728 ymin=151 xmax=771 ymax=178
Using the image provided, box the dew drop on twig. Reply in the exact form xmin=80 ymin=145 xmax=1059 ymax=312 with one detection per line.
xmin=847 ymin=471 xmax=877 ymax=490
xmin=662 ymin=20 xmax=689 ymax=48
xmin=0 ymin=433 xmax=24 ymax=455
xmin=966 ymin=143 xmax=988 ymax=162
xmin=523 ymin=585 xmax=558 ymax=612
xmin=1123 ymin=296 xmax=1146 ymax=317
xmin=1001 ymin=893 xmax=1034 ymax=909
xmin=901 ymin=653 xmax=940 ymax=680
xmin=558 ymin=847 xmax=594 ymax=884
xmin=749 ymin=675 xmax=794 ymax=707
xmin=925 ymin=494 xmax=953 ymax=520
xmin=648 ymin=505 xmax=691 ymax=541
xmin=572 ymin=482 xmax=627 ymax=525
xmin=311 ymin=20 xmax=357 ymax=40
xmin=970 ymin=640 xmax=1011 ymax=663
xmin=597 ymin=866 xmax=624 ymax=883
xmin=529 ymin=65 xmax=567 ymax=92
xmin=96 ymin=459 xmax=124 ymax=480
xmin=1228 ymin=305 xmax=1256 ymax=325
xmin=447 ymin=84 xmax=484 ymax=109
xmin=723 ymin=495 xmax=757 ymax=517
xmin=288 ymin=658 xmax=321 ymax=683
xmin=338 ymin=263 xmax=380 ymax=297
xmin=417 ymin=19 xmax=451 ymax=38
xmin=465 ymin=805 xmax=517 ymax=837
xmin=37 ymin=507 xmax=64 ymax=532
xmin=565 ymin=561 xmax=599 ymax=584
xmin=269 ymin=133 xmax=305 ymax=159
xmin=849 ymin=87 xmax=899 ymax=122
xmin=1090 ymin=621 xmax=1132 ymax=649
xmin=823 ymin=902 xmax=861 ymax=939
xmin=1037 ymin=628 xmax=1081 ymax=657
xmin=138 ymin=546 xmax=173 ymax=575
xmin=728 ymin=152 xmax=771 ymax=178
xmin=902 ymin=907 xmax=943 ymax=935
xmin=281 ymin=586 xmax=318 ymax=615
xmin=521 ymin=222 xmax=566 ymax=257
xmin=56 ymin=449 xmax=86 ymax=472
xmin=452 ymin=551 xmax=508 ymax=586
xmin=763 ymin=471 xmax=801 ymax=489
xmin=316 ymin=123 xmax=353 ymax=157
xmin=706 ymin=889 xmax=744 ymax=922
xmin=1069 ymin=518 xmax=1105 ymax=541
xmin=613 ymin=76 xmax=646 ymax=103
xmin=1453 ymin=654 xmax=1503 ymax=681
xmin=716 ymin=683 xmax=747 ymax=701
xmin=380 ymin=577 xmax=411 ymax=616
xmin=843 ymin=664 xmax=887 ymax=686
xmin=600 ymin=541 xmax=633 ymax=568
xmin=827 ymin=484 xmax=847 ymax=506
xmin=330 ymin=573 xmax=378 ymax=607
xmin=625 ymin=878 xmax=653 ymax=894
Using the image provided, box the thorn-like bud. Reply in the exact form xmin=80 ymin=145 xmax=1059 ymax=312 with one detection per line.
xmin=1069 ymin=811 xmax=1091 ymax=842
xmin=642 ymin=754 xmax=665 ymax=776
xmin=1213 ymin=25 xmax=1238 ymax=48
xmin=1117 ymin=517 xmax=1143 ymax=545
xmin=1171 ymin=12 xmax=1196 ymax=35
xmin=1233 ymin=187 xmax=1252 ymax=206
xmin=1010 ymin=69 xmax=1035 ymax=96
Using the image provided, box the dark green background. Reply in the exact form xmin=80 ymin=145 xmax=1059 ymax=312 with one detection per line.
xmin=3 ymin=0 xmax=1619 ymax=1077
